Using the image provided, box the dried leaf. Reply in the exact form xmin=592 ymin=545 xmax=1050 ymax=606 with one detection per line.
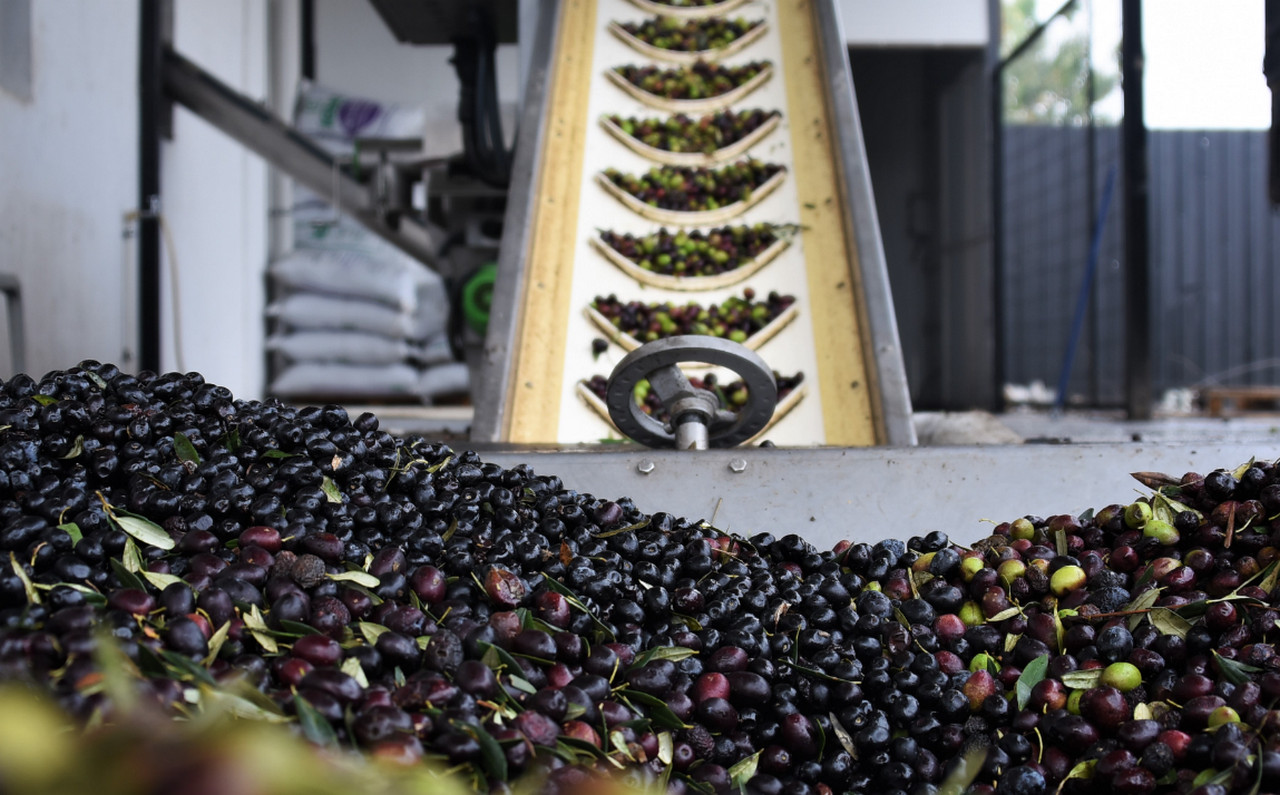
xmin=122 ymin=537 xmax=144 ymax=574
xmin=1132 ymin=471 xmax=1180 ymax=489
xmin=59 ymin=435 xmax=85 ymax=460
xmin=989 ymin=607 xmax=1022 ymax=623
xmin=1134 ymin=702 xmax=1154 ymax=721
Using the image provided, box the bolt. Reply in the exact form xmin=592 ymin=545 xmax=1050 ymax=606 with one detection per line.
xmin=729 ymin=458 xmax=747 ymax=473
xmin=637 ymin=459 xmax=656 ymax=475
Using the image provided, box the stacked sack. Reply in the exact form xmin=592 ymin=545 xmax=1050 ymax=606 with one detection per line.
xmin=266 ymin=82 xmax=469 ymax=404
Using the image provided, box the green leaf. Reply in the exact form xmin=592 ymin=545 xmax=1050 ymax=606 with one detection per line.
xmin=328 ymin=570 xmax=379 ymax=588
xmin=622 ymin=689 xmax=690 ymax=730
xmin=59 ymin=522 xmax=83 ymax=546
xmin=1061 ymin=758 xmax=1096 ymax=787
xmin=1260 ymin=560 xmax=1280 ymax=595
xmin=140 ymin=570 xmax=184 ymax=591
xmin=988 ymin=606 xmax=1022 ymax=623
xmin=1149 ymin=608 xmax=1191 ymax=639
xmin=243 ymin=604 xmax=279 ymax=653
xmin=1213 ymin=650 xmax=1263 ymax=685
xmin=728 ymin=750 xmax=761 ymax=790
xmin=1054 ymin=528 xmax=1067 ymax=557
xmin=425 ymin=454 xmax=453 ymax=474
xmin=202 ymin=621 xmax=232 ymax=667
xmin=122 ymin=536 xmax=144 ymax=574
xmin=59 ymin=435 xmax=85 ymax=460
xmin=261 ymin=449 xmax=295 ymax=459
xmin=938 ymin=747 xmax=988 ymax=795
xmin=459 ymin=721 xmax=508 ymax=781
xmin=1016 ymin=654 xmax=1051 ymax=711
xmin=593 ymin=520 xmax=650 ymax=539
xmin=157 ymin=649 xmax=217 ymax=686
xmin=293 ymin=693 xmax=338 ymax=746
xmin=657 ymin=731 xmax=674 ymax=765
xmin=1233 ymin=458 xmax=1257 ymax=480
xmin=111 ymin=513 xmax=175 ymax=551
xmin=341 ymin=655 xmax=369 ymax=689
xmin=1061 ymin=669 xmax=1104 ymax=689
xmin=9 ymin=553 xmax=40 ymax=605
xmin=31 ymin=394 xmax=56 ymax=406
xmin=358 ymin=622 xmax=389 ymax=645
xmin=199 ymin=685 xmax=288 ymax=722
xmin=223 ymin=428 xmax=241 ymax=453
xmin=173 ymin=432 xmax=201 ymax=467
xmin=1125 ymin=587 xmax=1163 ymax=629
xmin=828 ymin=712 xmax=857 ymax=757
xmin=321 ymin=476 xmax=343 ymax=504
xmin=631 ymin=645 xmax=698 ymax=669
xmin=541 ymin=574 xmax=615 ymax=640
xmin=108 ymin=558 xmax=147 ymax=593
xmin=277 ymin=619 xmax=323 ymax=637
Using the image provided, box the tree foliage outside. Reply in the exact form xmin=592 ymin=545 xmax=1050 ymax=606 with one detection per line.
xmin=1001 ymin=0 xmax=1120 ymax=125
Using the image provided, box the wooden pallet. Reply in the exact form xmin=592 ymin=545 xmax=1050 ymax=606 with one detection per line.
xmin=1203 ymin=386 xmax=1280 ymax=416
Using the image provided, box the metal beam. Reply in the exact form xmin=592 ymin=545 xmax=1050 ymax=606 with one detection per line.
xmin=160 ymin=47 xmax=441 ymax=269
xmin=1122 ymin=0 xmax=1152 ymax=419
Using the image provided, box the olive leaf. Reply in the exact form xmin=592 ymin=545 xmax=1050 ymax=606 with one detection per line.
xmin=201 ymin=621 xmax=232 ymax=667
xmin=340 ymin=656 xmax=369 ymax=689
xmin=243 ymin=604 xmax=279 ymax=654
xmin=1213 ymin=650 xmax=1262 ymax=685
xmin=141 ymin=569 xmax=183 ymax=592
xmin=9 ymin=552 xmax=39 ymax=605
xmin=632 ymin=645 xmax=698 ymax=669
xmin=59 ymin=435 xmax=85 ymax=460
xmin=357 ymin=622 xmax=389 ymax=645
xmin=321 ymin=476 xmax=343 ymax=504
xmin=937 ymin=747 xmax=988 ymax=795
xmin=173 ymin=432 xmax=200 ymax=468
xmin=31 ymin=394 xmax=57 ymax=406
xmin=328 ymin=570 xmax=379 ymax=588
xmin=98 ymin=496 xmax=175 ymax=551
xmin=1149 ymin=608 xmax=1191 ymax=639
xmin=829 ymin=712 xmax=858 ymax=758
xmin=1233 ymin=458 xmax=1258 ymax=480
xmin=1055 ymin=759 xmax=1096 ymax=794
xmin=622 ymin=689 xmax=690 ymax=730
xmin=199 ymin=685 xmax=288 ymax=722
xmin=541 ymin=574 xmax=615 ymax=639
xmin=1131 ymin=471 xmax=1180 ymax=490
xmin=1016 ymin=654 xmax=1051 ymax=711
xmin=293 ymin=692 xmax=338 ymax=746
xmin=261 ymin=449 xmax=295 ymax=459
xmin=729 ymin=750 xmax=761 ymax=790
xmin=108 ymin=558 xmax=147 ymax=593
xmin=1061 ymin=669 xmax=1104 ymax=689
xmin=988 ymin=606 xmax=1022 ymax=623
xmin=58 ymin=522 xmax=82 ymax=546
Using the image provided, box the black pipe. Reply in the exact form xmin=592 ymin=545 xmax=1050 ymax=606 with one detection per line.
xmin=1121 ymin=0 xmax=1151 ymax=419
xmin=139 ymin=0 xmax=163 ymax=373
xmin=301 ymin=0 xmax=315 ymax=81
xmin=1266 ymin=0 xmax=1280 ymax=203
xmin=988 ymin=0 xmax=1005 ymax=411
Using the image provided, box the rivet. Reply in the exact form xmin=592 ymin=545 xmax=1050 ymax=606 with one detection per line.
xmin=729 ymin=458 xmax=747 ymax=473
xmin=637 ymin=459 xmax=656 ymax=475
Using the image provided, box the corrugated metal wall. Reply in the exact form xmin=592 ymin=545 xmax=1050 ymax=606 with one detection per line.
xmin=1002 ymin=126 xmax=1277 ymax=405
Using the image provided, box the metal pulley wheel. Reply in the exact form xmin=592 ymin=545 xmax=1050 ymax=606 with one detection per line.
xmin=606 ymin=336 xmax=777 ymax=449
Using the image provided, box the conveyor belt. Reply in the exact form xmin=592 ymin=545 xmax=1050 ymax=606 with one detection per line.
xmin=474 ymin=0 xmax=914 ymax=447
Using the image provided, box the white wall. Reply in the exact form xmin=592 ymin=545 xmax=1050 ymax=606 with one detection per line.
xmin=840 ymin=0 xmax=988 ymax=48
xmin=161 ymin=0 xmax=273 ymax=399
xmin=0 ymin=2 xmax=139 ymax=378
